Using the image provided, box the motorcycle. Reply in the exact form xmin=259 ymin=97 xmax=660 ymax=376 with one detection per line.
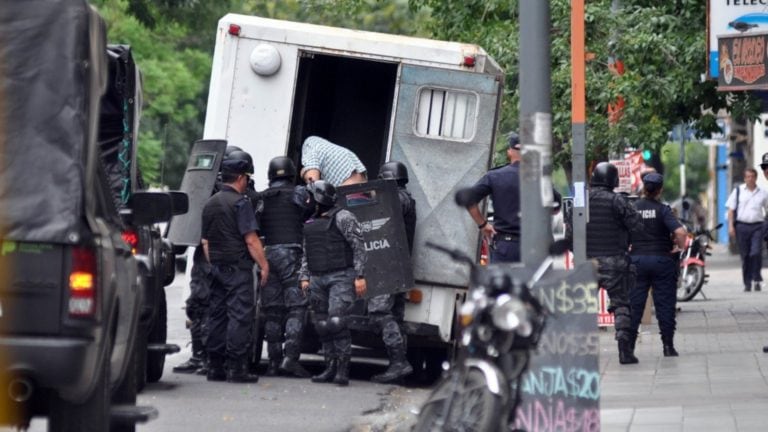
xmin=412 ymin=240 xmax=567 ymax=432
xmin=676 ymin=222 xmax=722 ymax=302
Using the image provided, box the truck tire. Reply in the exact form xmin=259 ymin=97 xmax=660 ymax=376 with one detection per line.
xmin=49 ymin=346 xmax=110 ymax=432
xmin=407 ymin=347 xmax=446 ymax=386
xmin=146 ymin=288 xmax=168 ymax=383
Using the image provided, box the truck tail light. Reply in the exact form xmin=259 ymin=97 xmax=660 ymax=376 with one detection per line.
xmin=69 ymin=246 xmax=97 ymax=317
xmin=407 ymin=289 xmax=423 ymax=304
xmin=122 ymin=229 xmax=139 ymax=255
xmin=228 ymin=24 xmax=241 ymax=36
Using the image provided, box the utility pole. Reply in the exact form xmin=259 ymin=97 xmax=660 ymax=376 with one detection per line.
xmin=571 ymin=0 xmax=587 ymax=265
xmin=519 ymin=0 xmax=553 ymax=267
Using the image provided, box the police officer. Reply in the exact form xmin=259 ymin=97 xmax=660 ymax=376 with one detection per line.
xmin=174 ymin=145 xmax=243 ymax=375
xmin=259 ymin=156 xmax=314 ymax=377
xmin=629 ymin=173 xmax=688 ymax=358
xmin=299 ymin=181 xmax=367 ymax=386
xmin=464 ymin=132 xmax=522 ymax=262
xmin=368 ymin=161 xmax=415 ymax=383
xmin=586 ymin=162 xmax=643 ymax=365
xmin=201 ymin=151 xmax=269 ymax=383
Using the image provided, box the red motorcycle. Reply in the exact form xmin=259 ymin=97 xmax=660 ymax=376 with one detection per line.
xmin=677 ymin=223 xmax=722 ymax=302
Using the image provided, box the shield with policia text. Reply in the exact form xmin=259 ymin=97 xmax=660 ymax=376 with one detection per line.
xmin=337 ymin=179 xmax=414 ymax=299
xmin=166 ymin=139 xmax=227 ymax=247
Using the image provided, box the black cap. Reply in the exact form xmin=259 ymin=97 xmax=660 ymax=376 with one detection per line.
xmin=761 ymin=152 xmax=768 ymax=169
xmin=642 ymin=172 xmax=664 ymax=185
xmin=507 ymin=132 xmax=521 ymax=150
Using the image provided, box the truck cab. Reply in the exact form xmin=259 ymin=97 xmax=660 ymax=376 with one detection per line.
xmin=203 ymin=15 xmax=504 ymax=378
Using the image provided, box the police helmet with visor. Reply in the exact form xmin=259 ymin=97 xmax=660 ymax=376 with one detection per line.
xmin=590 ymin=162 xmax=619 ymax=188
xmin=267 ymin=156 xmax=297 ymax=181
xmin=310 ymin=180 xmax=337 ymax=207
xmin=378 ymin=161 xmax=409 ymax=185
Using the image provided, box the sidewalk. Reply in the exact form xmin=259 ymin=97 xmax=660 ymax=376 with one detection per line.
xmin=600 ymin=244 xmax=768 ymax=432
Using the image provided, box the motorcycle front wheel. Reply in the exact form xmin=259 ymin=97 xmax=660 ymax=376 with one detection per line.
xmin=413 ymin=368 xmax=503 ymax=432
xmin=677 ymin=263 xmax=705 ymax=302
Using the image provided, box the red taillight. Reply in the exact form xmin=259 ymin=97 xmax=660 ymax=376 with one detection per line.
xmin=69 ymin=246 xmax=96 ymax=317
xmin=463 ymin=55 xmax=476 ymax=67
xmin=228 ymin=24 xmax=241 ymax=36
xmin=122 ymin=230 xmax=138 ymax=255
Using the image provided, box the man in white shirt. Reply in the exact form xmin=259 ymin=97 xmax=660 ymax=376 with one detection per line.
xmin=726 ymin=168 xmax=768 ymax=292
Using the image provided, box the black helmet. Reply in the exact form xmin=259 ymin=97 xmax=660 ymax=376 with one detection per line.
xmin=378 ymin=161 xmax=408 ymax=184
xmin=221 ymin=150 xmax=254 ymax=175
xmin=590 ymin=162 xmax=619 ymax=188
xmin=224 ymin=145 xmax=243 ymax=159
xmin=310 ymin=180 xmax=337 ymax=207
xmin=268 ymin=156 xmax=297 ymax=181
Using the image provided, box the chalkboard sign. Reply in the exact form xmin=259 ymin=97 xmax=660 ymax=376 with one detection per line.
xmin=514 ymin=261 xmax=601 ymax=432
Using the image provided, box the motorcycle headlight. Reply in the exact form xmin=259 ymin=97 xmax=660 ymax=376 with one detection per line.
xmin=491 ymin=294 xmax=531 ymax=336
xmin=459 ymin=300 xmax=478 ymax=327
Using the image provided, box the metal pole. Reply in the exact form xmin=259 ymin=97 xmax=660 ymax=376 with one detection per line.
xmin=519 ymin=0 xmax=553 ymax=267
xmin=680 ymin=123 xmax=687 ymax=198
xmin=571 ymin=0 xmax=587 ymax=265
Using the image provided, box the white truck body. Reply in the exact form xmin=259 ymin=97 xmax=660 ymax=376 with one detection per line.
xmin=203 ymin=14 xmax=504 ymax=348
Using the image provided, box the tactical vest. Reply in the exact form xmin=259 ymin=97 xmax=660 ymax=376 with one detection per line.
xmin=303 ymin=208 xmax=354 ymax=273
xmin=399 ymin=188 xmax=417 ymax=253
xmin=631 ymin=198 xmax=673 ymax=256
xmin=586 ymin=188 xmax=628 ymax=257
xmin=202 ymin=188 xmax=251 ymax=265
xmin=260 ymin=186 xmax=304 ymax=246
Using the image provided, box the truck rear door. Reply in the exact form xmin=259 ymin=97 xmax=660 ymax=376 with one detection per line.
xmin=390 ymin=65 xmax=502 ymax=287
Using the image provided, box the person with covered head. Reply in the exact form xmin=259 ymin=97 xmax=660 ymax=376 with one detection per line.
xmin=299 ymin=136 xmax=368 ymax=186
xmin=201 ymin=150 xmax=269 ymax=383
xmin=299 ymin=180 xmax=367 ymax=386
xmin=628 ymin=173 xmax=688 ymax=359
xmin=259 ymin=156 xmax=314 ymax=378
xmin=586 ymin=162 xmax=643 ymax=365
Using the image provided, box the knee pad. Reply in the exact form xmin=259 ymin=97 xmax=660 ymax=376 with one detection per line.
xmin=314 ymin=319 xmax=329 ymax=337
xmin=326 ymin=316 xmax=348 ymax=335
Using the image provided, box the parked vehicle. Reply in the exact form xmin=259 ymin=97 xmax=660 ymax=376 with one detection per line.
xmin=201 ymin=14 xmax=505 ymax=379
xmin=0 ymin=1 xmax=174 ymax=429
xmin=677 ymin=222 xmax=722 ymax=302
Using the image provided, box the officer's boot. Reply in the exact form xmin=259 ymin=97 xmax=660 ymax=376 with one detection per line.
xmin=371 ymin=346 xmax=413 ymax=383
xmin=618 ymin=340 xmax=638 ymax=365
xmin=333 ymin=355 xmax=350 ymax=387
xmin=226 ymin=359 xmax=259 ymax=384
xmin=174 ymin=335 xmax=205 ymax=373
xmin=265 ymin=343 xmax=283 ymax=377
xmin=280 ymin=357 xmax=311 ymax=378
xmin=312 ymin=354 xmax=337 ymax=383
xmin=662 ymin=334 xmax=679 ymax=357
xmin=206 ymin=356 xmax=226 ymax=382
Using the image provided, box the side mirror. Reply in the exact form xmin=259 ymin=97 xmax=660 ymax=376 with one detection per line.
xmin=169 ymin=191 xmax=189 ymax=216
xmin=127 ymin=192 xmax=173 ymax=225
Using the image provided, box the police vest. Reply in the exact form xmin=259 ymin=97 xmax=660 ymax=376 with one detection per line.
xmin=399 ymin=188 xmax=417 ymax=254
xmin=303 ymin=208 xmax=354 ymax=273
xmin=586 ymin=188 xmax=629 ymax=257
xmin=260 ymin=186 xmax=304 ymax=246
xmin=631 ymin=198 xmax=673 ymax=256
xmin=202 ymin=188 xmax=251 ymax=265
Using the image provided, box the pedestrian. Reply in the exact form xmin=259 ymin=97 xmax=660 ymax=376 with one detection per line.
xmin=201 ymin=150 xmax=269 ymax=383
xmin=174 ymin=145 xmax=243 ymax=376
xmin=368 ymin=161 xmax=415 ymax=383
xmin=726 ymin=167 xmax=768 ymax=292
xmin=463 ymin=132 xmax=522 ymax=263
xmin=300 ymin=136 xmax=367 ymax=186
xmin=259 ymin=156 xmax=314 ymax=378
xmin=628 ymin=173 xmax=688 ymax=358
xmin=585 ymin=162 xmax=643 ymax=365
xmin=299 ymin=180 xmax=367 ymax=386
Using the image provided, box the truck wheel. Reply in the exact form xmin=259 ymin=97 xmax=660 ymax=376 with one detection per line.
xmin=49 ymin=347 xmax=110 ymax=432
xmin=146 ymin=288 xmax=168 ymax=383
xmin=407 ymin=347 xmax=445 ymax=385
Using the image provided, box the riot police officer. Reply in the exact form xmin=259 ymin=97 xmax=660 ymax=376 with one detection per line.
xmin=368 ymin=161 xmax=415 ymax=383
xmin=586 ymin=162 xmax=643 ymax=365
xmin=629 ymin=173 xmax=688 ymax=358
xmin=259 ymin=156 xmax=314 ymax=377
xmin=299 ymin=181 xmax=367 ymax=386
xmin=201 ymin=151 xmax=269 ymax=383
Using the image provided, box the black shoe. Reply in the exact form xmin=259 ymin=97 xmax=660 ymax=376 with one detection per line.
xmin=265 ymin=359 xmax=281 ymax=377
xmin=371 ymin=360 xmax=413 ymax=383
xmin=280 ymin=357 xmax=311 ymax=378
xmin=206 ymin=367 xmax=226 ymax=382
xmin=226 ymin=361 xmax=259 ymax=384
xmin=745 ymin=284 xmax=752 ymax=292
xmin=173 ymin=357 xmax=203 ymax=374
xmin=333 ymin=357 xmax=350 ymax=387
xmin=311 ymin=358 xmax=337 ymax=383
xmin=618 ymin=340 xmax=638 ymax=365
xmin=755 ymin=282 xmax=763 ymax=292
xmin=663 ymin=345 xmax=679 ymax=357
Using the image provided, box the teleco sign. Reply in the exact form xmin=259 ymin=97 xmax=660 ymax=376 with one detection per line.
xmin=717 ymin=32 xmax=768 ymax=90
xmin=709 ymin=0 xmax=768 ymax=78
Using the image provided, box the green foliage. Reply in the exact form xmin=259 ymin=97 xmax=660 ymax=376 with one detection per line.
xmin=660 ymin=141 xmax=710 ymax=202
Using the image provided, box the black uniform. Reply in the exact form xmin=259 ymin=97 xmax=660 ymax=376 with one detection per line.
xmin=299 ymin=207 xmax=366 ymax=384
xmin=586 ymin=185 xmax=642 ymax=343
xmin=259 ymin=179 xmax=313 ymax=373
xmin=468 ymin=162 xmax=521 ymax=262
xmin=201 ymin=185 xmax=260 ymax=374
xmin=629 ymin=198 xmax=682 ymax=348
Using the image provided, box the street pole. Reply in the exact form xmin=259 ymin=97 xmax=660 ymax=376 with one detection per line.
xmin=571 ymin=0 xmax=587 ymax=265
xmin=519 ymin=0 xmax=553 ymax=267
xmin=680 ymin=123 xmax=687 ymax=198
